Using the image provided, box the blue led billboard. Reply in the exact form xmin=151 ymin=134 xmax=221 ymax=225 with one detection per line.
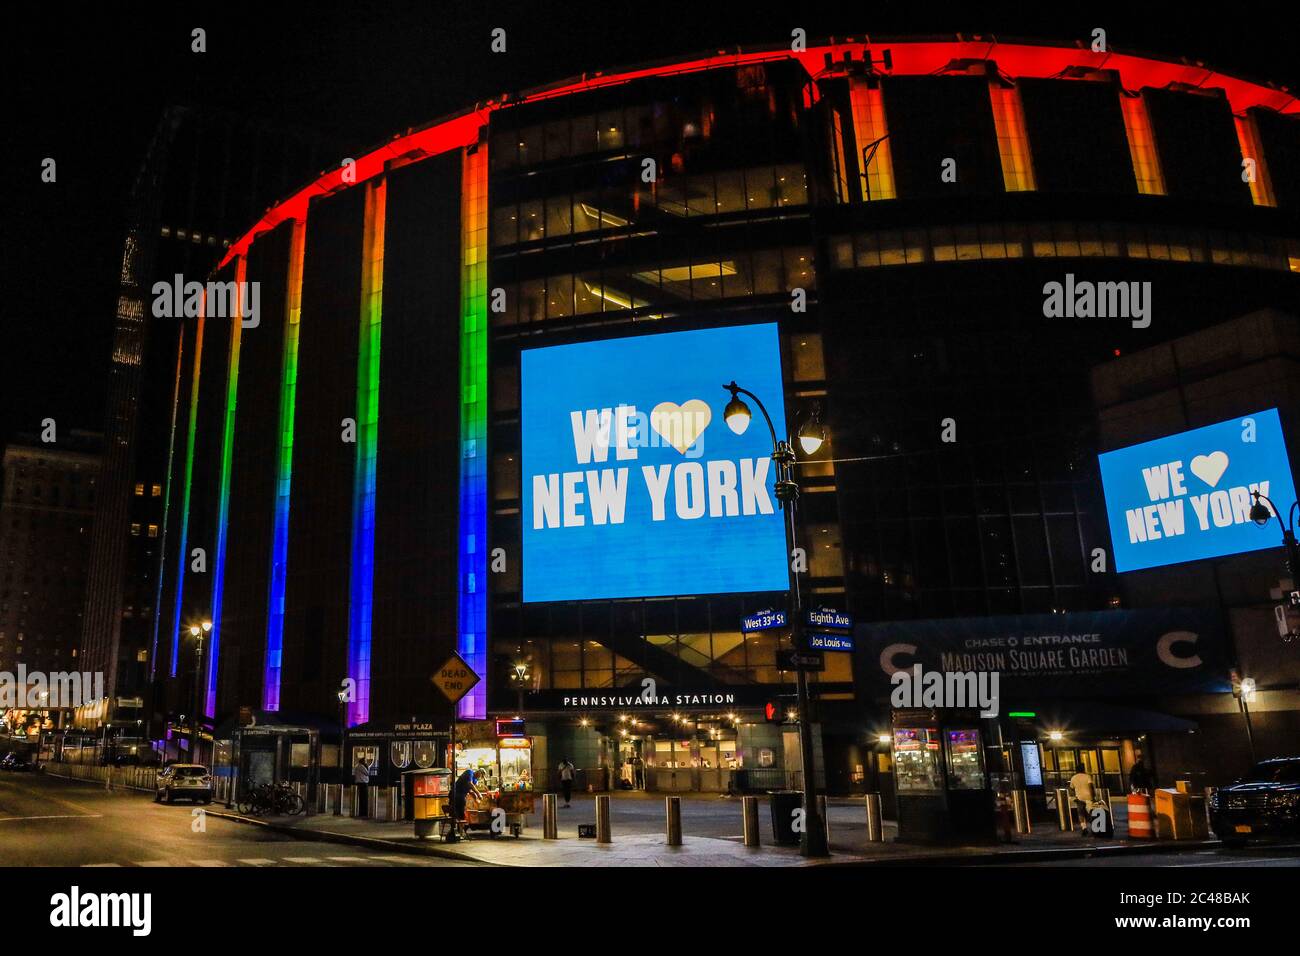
xmin=1098 ymin=408 xmax=1297 ymax=572
xmin=521 ymin=323 xmax=790 ymax=602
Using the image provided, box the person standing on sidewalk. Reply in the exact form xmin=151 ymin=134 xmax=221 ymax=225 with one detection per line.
xmin=353 ymin=755 xmax=370 ymax=817
xmin=557 ymin=757 xmax=575 ymax=807
xmin=1129 ymin=757 xmax=1153 ymax=795
xmin=1069 ymin=766 xmax=1095 ymax=835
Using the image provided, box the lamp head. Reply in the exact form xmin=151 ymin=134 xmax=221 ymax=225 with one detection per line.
xmin=1250 ymin=491 xmax=1272 ymax=527
xmin=722 ymin=382 xmax=751 ymax=435
xmin=798 ymin=415 xmax=826 ymax=456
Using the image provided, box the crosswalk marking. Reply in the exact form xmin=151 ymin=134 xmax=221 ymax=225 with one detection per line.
xmin=79 ymin=853 xmax=442 ymax=868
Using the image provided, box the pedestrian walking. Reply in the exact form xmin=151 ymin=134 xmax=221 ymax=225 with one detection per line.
xmin=558 ymin=757 xmax=576 ymax=807
xmin=1069 ymin=766 xmax=1095 ymax=835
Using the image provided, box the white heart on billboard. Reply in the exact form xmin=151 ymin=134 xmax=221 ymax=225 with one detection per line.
xmin=1189 ymin=451 xmax=1229 ymax=487
xmin=650 ymin=399 xmax=712 ymax=455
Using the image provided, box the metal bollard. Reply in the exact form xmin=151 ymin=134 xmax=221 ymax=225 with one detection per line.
xmin=543 ymin=793 xmax=558 ymax=839
xmin=816 ymin=794 xmax=830 ymax=846
xmin=665 ymin=796 xmax=682 ymax=846
xmin=387 ymin=787 xmax=400 ymax=823
xmin=742 ymin=795 xmax=761 ymax=847
xmin=1013 ymin=789 xmax=1032 ymax=834
xmin=864 ymin=793 xmax=884 ymax=842
xmin=595 ymin=794 xmax=612 ymax=843
xmin=332 ymin=783 xmax=343 ymax=816
xmin=1055 ymin=788 xmax=1073 ymax=831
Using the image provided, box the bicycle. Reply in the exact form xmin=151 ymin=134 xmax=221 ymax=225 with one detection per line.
xmin=237 ymin=781 xmax=304 ymax=816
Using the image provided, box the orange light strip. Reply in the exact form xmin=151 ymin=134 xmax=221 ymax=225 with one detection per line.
xmin=1120 ymin=94 xmax=1166 ymax=196
xmin=1234 ymin=114 xmax=1277 ymax=207
xmin=989 ymin=83 xmax=1037 ymax=192
xmin=847 ymin=78 xmax=895 ymax=201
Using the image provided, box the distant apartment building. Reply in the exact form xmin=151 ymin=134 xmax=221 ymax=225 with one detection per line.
xmin=0 ymin=432 xmax=102 ymax=724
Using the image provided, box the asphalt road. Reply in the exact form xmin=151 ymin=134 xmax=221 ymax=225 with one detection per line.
xmin=0 ymin=771 xmax=470 ymax=867
xmin=998 ymin=844 xmax=1300 ymax=867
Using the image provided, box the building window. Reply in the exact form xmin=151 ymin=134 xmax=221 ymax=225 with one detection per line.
xmin=134 ymin=483 xmax=144 ymax=496
xmin=147 ymin=524 xmax=159 ymax=538
xmin=130 ymin=523 xmax=141 ymax=536
xmin=151 ymin=483 xmax=162 ymax=497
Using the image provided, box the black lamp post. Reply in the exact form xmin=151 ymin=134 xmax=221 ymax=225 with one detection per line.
xmin=187 ymin=619 xmax=211 ymax=763
xmin=1250 ymin=490 xmax=1300 ymax=581
xmin=722 ymin=380 xmax=829 ymax=857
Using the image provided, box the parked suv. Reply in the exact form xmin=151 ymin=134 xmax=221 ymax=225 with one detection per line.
xmin=1209 ymin=757 xmax=1300 ymax=845
xmin=155 ymin=764 xmax=212 ymax=804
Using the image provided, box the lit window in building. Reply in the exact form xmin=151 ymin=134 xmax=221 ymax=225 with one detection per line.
xmin=147 ymin=524 xmax=159 ymax=538
xmin=130 ymin=523 xmax=141 ymax=536
xmin=151 ymin=483 xmax=162 ymax=496
xmin=1119 ymin=94 xmax=1166 ymax=196
xmin=134 ymin=482 xmax=144 ymax=496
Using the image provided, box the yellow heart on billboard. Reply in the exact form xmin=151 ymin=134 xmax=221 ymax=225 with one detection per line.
xmin=650 ymin=399 xmax=712 ymax=455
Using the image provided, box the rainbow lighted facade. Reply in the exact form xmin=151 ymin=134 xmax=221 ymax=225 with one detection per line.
xmin=457 ymin=140 xmax=489 ymax=721
xmin=162 ymin=37 xmax=1294 ymax=741
xmin=263 ymin=219 xmax=306 ymax=712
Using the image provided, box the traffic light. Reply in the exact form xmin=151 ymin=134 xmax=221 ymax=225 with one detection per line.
xmin=764 ymin=701 xmax=779 ymax=723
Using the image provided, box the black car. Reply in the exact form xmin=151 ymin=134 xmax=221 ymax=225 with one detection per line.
xmin=1 ymin=752 xmax=32 ymax=772
xmin=1210 ymin=757 xmax=1300 ymax=845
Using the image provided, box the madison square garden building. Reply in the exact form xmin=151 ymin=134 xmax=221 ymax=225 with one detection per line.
xmin=148 ymin=37 xmax=1300 ymax=799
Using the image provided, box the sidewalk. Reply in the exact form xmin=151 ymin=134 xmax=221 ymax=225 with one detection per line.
xmin=205 ymin=791 xmax=1223 ymax=867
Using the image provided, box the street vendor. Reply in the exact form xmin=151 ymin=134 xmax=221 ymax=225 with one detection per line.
xmin=452 ymin=767 xmax=483 ymax=821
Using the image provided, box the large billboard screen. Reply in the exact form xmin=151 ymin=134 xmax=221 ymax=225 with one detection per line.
xmin=1098 ymin=408 xmax=1297 ymax=572
xmin=521 ymin=323 xmax=790 ymax=602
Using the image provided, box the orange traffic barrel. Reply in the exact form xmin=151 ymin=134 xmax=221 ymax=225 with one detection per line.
xmin=1127 ymin=793 xmax=1154 ymax=839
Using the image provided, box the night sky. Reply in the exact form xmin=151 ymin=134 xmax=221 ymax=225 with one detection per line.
xmin=4 ymin=1 xmax=1296 ymax=448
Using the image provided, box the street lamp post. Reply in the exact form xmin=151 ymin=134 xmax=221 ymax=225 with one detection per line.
xmin=1250 ymin=491 xmax=1300 ymax=583
xmin=723 ymin=380 xmax=829 ymax=857
xmin=188 ymin=620 xmax=211 ymax=764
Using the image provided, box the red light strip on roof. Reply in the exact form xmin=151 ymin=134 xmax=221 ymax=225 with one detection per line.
xmin=219 ymin=40 xmax=1296 ymax=270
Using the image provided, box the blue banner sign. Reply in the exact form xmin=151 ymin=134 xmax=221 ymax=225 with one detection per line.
xmin=521 ymin=323 xmax=789 ymax=602
xmin=1098 ymin=408 xmax=1297 ymax=573
xmin=742 ymin=609 xmax=787 ymax=632
xmin=806 ymin=632 xmax=855 ymax=652
xmin=805 ymin=607 xmax=853 ymax=629
xmin=859 ymin=609 xmax=1227 ymax=696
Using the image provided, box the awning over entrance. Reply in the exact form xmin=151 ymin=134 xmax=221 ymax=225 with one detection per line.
xmin=211 ymin=709 xmax=337 ymax=741
xmin=1010 ymin=700 xmax=1198 ymax=735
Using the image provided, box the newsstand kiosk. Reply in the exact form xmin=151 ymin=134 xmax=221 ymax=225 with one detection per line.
xmin=891 ymin=708 xmax=997 ymax=843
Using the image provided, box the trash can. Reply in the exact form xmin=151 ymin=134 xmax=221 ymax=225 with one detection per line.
xmin=405 ymin=768 xmax=452 ymax=839
xmin=769 ymin=791 xmax=802 ymax=846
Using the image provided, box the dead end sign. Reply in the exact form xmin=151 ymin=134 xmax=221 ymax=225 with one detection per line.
xmin=431 ymin=653 xmax=480 ymax=704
